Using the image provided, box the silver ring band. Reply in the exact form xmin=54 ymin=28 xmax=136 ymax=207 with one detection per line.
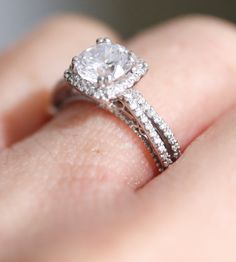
xmin=52 ymin=38 xmax=181 ymax=173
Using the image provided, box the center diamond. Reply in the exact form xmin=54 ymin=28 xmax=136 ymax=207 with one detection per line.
xmin=75 ymin=42 xmax=135 ymax=84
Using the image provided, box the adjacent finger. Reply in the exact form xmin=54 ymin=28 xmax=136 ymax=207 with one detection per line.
xmin=127 ymin=15 xmax=236 ymax=148
xmin=0 ymin=14 xmax=119 ymax=148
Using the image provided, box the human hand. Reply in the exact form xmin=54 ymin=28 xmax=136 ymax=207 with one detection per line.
xmin=1 ymin=14 xmax=236 ymax=261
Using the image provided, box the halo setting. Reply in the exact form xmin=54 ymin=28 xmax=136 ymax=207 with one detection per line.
xmin=64 ymin=38 xmax=148 ymax=100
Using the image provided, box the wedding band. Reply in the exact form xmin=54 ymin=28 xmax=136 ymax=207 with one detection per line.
xmin=52 ymin=38 xmax=181 ymax=173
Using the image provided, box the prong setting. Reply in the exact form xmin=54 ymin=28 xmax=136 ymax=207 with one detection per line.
xmin=72 ymin=56 xmax=79 ymax=63
xmin=96 ymin=37 xmax=112 ymax=44
xmin=97 ymin=76 xmax=109 ymax=87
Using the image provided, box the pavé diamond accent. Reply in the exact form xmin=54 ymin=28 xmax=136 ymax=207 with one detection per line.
xmin=123 ymin=90 xmax=173 ymax=167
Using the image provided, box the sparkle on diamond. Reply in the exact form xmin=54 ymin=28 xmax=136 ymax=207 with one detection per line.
xmin=75 ymin=43 xmax=135 ymax=84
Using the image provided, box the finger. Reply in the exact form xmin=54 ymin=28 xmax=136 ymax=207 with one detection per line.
xmin=0 ymin=14 xmax=119 ymax=148
xmin=41 ymin=109 xmax=236 ymax=261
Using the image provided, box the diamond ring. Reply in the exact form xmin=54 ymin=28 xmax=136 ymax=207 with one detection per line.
xmin=52 ymin=38 xmax=181 ymax=173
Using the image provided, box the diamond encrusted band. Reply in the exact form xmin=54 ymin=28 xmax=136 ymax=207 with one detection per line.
xmin=52 ymin=38 xmax=181 ymax=173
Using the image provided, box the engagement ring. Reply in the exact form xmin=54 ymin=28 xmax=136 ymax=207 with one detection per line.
xmin=52 ymin=38 xmax=181 ymax=173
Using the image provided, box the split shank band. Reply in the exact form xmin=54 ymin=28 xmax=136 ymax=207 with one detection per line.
xmin=52 ymin=38 xmax=181 ymax=173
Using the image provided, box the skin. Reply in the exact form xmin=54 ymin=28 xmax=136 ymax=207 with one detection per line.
xmin=0 ymin=14 xmax=236 ymax=261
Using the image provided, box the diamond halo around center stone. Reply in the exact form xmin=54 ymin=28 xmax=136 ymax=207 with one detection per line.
xmin=74 ymin=42 xmax=135 ymax=85
xmin=65 ymin=38 xmax=148 ymax=100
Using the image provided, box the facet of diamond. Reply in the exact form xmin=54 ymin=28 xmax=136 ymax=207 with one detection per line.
xmin=74 ymin=42 xmax=135 ymax=84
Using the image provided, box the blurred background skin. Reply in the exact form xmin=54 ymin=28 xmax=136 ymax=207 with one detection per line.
xmin=0 ymin=0 xmax=235 ymax=50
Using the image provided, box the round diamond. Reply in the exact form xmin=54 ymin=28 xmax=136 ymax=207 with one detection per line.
xmin=75 ymin=43 xmax=135 ymax=84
